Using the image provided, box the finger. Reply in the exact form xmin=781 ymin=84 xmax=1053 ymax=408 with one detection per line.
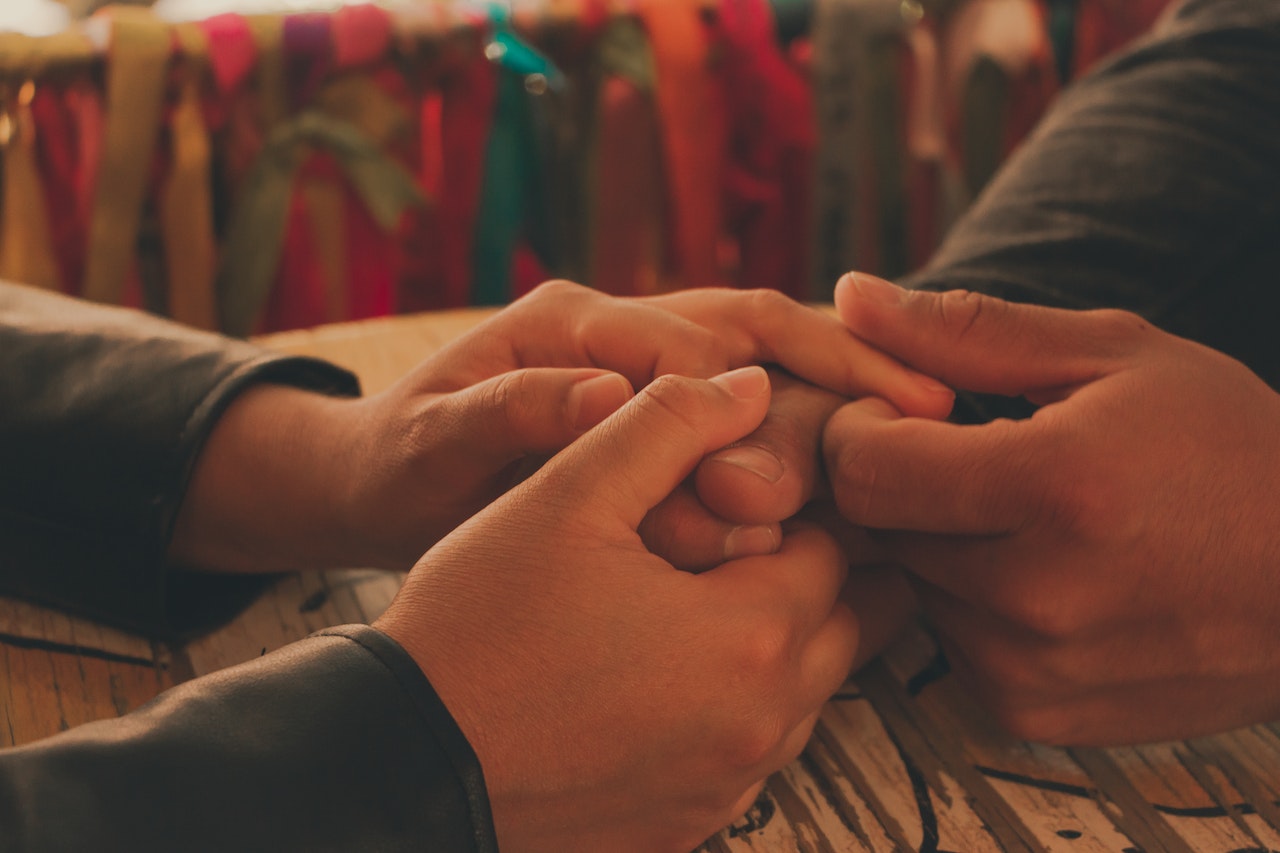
xmin=704 ymin=523 xmax=849 ymax=637
xmin=696 ymin=372 xmax=845 ymax=525
xmin=823 ymin=396 xmax=1045 ymax=533
xmin=724 ymin=782 xmax=769 ymax=832
xmin=552 ymin=367 xmax=773 ymax=529
xmin=796 ymin=502 xmax=895 ymax=563
xmin=835 ymin=273 xmax=1147 ymax=397
xmin=869 ymin=528 xmax=1058 ymax=620
xmin=640 ymin=485 xmax=780 ymax=572
xmin=798 ymin=602 xmax=860 ymax=710
xmin=646 ymin=287 xmax=956 ymax=418
xmin=426 ymin=280 xmax=731 ymax=390
xmin=839 ymin=563 xmax=919 ymax=672
xmin=439 ymin=368 xmax=634 ymax=465
xmin=767 ymin=707 xmax=826 ymax=777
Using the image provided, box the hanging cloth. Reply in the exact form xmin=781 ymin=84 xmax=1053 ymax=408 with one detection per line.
xmin=0 ymin=82 xmax=61 ymax=291
xmin=201 ymin=13 xmax=257 ymax=96
xmin=246 ymin=14 xmax=288 ymax=128
xmin=1071 ymin=0 xmax=1173 ymax=77
xmin=412 ymin=48 xmax=498 ymax=311
xmin=472 ymin=70 xmax=537 ymax=305
xmin=332 ymin=3 xmax=392 ymax=70
xmin=635 ymin=0 xmax=725 ymax=290
xmin=902 ymin=19 xmax=947 ymax=269
xmin=292 ymin=71 xmax=419 ymax=327
xmin=80 ymin=7 xmax=170 ymax=308
xmin=283 ymin=12 xmax=333 ymax=113
xmin=1045 ymin=0 xmax=1076 ymax=82
xmin=471 ymin=11 xmax=562 ymax=305
xmin=810 ymin=0 xmax=907 ymax=297
xmin=215 ymin=112 xmax=425 ymax=336
xmin=29 ymin=80 xmax=89 ymax=293
xmin=719 ymin=0 xmax=816 ymax=298
xmin=159 ymin=23 xmax=219 ymax=330
xmin=587 ymin=17 xmax=665 ymax=296
xmin=943 ymin=0 xmax=1058 ymax=200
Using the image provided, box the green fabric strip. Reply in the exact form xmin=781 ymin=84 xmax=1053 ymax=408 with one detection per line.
xmin=216 ymin=112 xmax=425 ymax=336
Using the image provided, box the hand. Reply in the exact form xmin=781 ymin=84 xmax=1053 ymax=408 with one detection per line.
xmin=673 ymin=370 xmax=922 ymax=663
xmin=376 ymin=367 xmax=858 ymax=853
xmin=172 ymin=281 xmax=952 ymax=573
xmin=824 ymin=273 xmax=1280 ymax=745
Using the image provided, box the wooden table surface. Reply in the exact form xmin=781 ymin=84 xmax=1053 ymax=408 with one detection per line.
xmin=4 ymin=308 xmax=1280 ymax=852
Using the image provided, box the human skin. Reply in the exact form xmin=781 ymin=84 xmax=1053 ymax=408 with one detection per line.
xmin=821 ymin=273 xmax=1280 ymax=745
xmin=693 ymin=369 xmax=923 ymax=668
xmin=696 ymin=272 xmax=1280 ymax=744
xmin=376 ymin=367 xmax=860 ymax=852
xmin=169 ymin=280 xmax=953 ymax=574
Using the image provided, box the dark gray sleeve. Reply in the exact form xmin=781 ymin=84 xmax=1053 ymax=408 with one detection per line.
xmin=905 ymin=0 xmax=1280 ymax=387
xmin=0 ymin=624 xmax=498 ymax=853
xmin=0 ymin=282 xmax=359 ymax=637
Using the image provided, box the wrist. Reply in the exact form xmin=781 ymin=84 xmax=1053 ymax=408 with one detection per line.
xmin=169 ymin=383 xmax=367 ymax=573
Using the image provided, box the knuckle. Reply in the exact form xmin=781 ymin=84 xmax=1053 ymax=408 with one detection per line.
xmin=996 ymin=580 xmax=1088 ymax=642
xmin=737 ymin=624 xmax=791 ymax=677
xmin=1087 ymin=307 xmax=1150 ymax=341
xmin=830 ymin=439 xmax=884 ymax=525
xmin=671 ymin=326 xmax=730 ymax=378
xmin=935 ymin=289 xmax=996 ymax=342
xmin=989 ymin=703 xmax=1073 ymax=744
xmin=488 ymin=371 xmax=542 ymax=433
xmin=969 ymin=638 xmax=1046 ymax=700
xmin=722 ymin=713 xmax=786 ymax=770
xmin=742 ymin=287 xmax=793 ymax=326
xmin=526 ymin=278 xmax=585 ymax=302
xmin=635 ymin=374 xmax=712 ymax=433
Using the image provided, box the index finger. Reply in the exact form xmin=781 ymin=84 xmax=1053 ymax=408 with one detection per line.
xmin=823 ymin=397 xmax=1047 ymax=534
xmin=420 ymin=281 xmax=731 ymax=391
xmin=645 ymin=288 xmax=956 ymax=419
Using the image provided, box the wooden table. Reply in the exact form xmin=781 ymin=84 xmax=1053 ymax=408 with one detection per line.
xmin=4 ymin=308 xmax=1280 ymax=852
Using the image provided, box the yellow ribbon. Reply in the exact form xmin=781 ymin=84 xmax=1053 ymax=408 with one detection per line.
xmin=159 ymin=25 xmax=219 ymax=330
xmin=0 ymin=82 xmax=61 ymax=290
xmin=246 ymin=15 xmax=288 ymax=127
xmin=81 ymin=7 xmax=170 ymax=307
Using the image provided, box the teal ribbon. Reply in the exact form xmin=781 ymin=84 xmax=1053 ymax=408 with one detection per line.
xmin=216 ymin=111 xmax=425 ymax=336
xmin=1047 ymin=0 xmax=1076 ymax=83
xmin=471 ymin=6 xmax=565 ymax=305
xmin=472 ymin=70 xmax=539 ymax=305
xmin=483 ymin=3 xmax=564 ymax=85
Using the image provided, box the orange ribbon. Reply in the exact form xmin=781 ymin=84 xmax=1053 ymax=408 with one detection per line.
xmin=635 ymin=0 xmax=725 ymax=290
xmin=0 ymin=82 xmax=60 ymax=291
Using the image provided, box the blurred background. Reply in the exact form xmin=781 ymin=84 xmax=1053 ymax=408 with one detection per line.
xmin=0 ymin=0 xmax=1173 ymax=334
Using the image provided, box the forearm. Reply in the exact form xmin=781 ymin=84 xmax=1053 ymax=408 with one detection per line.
xmin=168 ymin=385 xmax=377 ymax=574
xmin=0 ymin=625 xmax=497 ymax=853
xmin=0 ymin=282 xmax=358 ymax=636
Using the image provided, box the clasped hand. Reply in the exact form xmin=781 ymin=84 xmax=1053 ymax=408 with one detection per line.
xmin=697 ymin=273 xmax=1280 ymax=748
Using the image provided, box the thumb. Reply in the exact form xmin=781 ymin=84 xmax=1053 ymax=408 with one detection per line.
xmin=835 ymin=273 xmax=1141 ymax=396
xmin=549 ymin=366 xmax=773 ymax=530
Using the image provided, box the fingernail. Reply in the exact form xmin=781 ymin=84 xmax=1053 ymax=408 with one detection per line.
xmin=710 ymin=365 xmax=769 ymax=400
xmin=710 ymin=444 xmax=784 ymax=484
xmin=724 ymin=525 xmax=780 ymax=561
xmin=568 ymin=373 xmax=633 ymax=431
xmin=849 ymin=273 xmax=905 ymax=306
xmin=916 ymin=374 xmax=953 ymax=397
